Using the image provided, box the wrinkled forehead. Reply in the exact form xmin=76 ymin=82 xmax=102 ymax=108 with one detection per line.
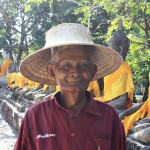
xmin=50 ymin=45 xmax=96 ymax=65
xmin=51 ymin=45 xmax=95 ymax=56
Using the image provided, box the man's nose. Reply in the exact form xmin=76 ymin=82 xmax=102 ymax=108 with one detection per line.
xmin=70 ymin=66 xmax=81 ymax=77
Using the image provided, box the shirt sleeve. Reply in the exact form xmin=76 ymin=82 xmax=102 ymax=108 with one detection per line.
xmin=111 ymin=111 xmax=127 ymax=150
xmin=14 ymin=114 xmax=29 ymax=150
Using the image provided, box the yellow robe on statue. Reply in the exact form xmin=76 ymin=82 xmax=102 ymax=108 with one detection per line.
xmin=87 ymin=80 xmax=100 ymax=97
xmin=7 ymin=72 xmax=18 ymax=88
xmin=13 ymin=72 xmax=28 ymax=88
xmin=122 ymin=73 xmax=150 ymax=136
xmin=0 ymin=60 xmax=13 ymax=76
xmin=88 ymin=61 xmax=134 ymax=108
xmin=7 ymin=72 xmax=40 ymax=89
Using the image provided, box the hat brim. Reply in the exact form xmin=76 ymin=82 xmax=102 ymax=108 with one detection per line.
xmin=20 ymin=43 xmax=123 ymax=85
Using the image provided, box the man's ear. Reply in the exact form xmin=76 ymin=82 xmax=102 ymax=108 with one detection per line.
xmin=47 ymin=64 xmax=56 ymax=80
xmin=91 ymin=64 xmax=97 ymax=79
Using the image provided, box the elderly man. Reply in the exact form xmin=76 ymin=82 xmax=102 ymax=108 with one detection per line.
xmin=14 ymin=23 xmax=126 ymax=150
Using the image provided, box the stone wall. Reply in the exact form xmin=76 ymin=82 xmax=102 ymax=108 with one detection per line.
xmin=127 ymin=136 xmax=150 ymax=150
xmin=0 ymin=99 xmax=24 ymax=133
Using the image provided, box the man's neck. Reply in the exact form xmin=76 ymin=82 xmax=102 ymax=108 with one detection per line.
xmin=59 ymin=91 xmax=88 ymax=113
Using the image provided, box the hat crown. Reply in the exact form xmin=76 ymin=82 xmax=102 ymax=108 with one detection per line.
xmin=44 ymin=23 xmax=94 ymax=48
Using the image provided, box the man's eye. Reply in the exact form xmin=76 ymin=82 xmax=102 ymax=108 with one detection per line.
xmin=61 ymin=64 xmax=71 ymax=69
xmin=80 ymin=64 xmax=90 ymax=69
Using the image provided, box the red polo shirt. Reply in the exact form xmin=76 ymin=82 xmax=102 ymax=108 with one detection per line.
xmin=14 ymin=92 xmax=127 ymax=150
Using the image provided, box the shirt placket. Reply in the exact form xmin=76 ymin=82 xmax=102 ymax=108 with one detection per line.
xmin=69 ymin=113 xmax=79 ymax=150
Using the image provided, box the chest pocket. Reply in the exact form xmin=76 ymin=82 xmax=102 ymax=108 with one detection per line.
xmin=85 ymin=137 xmax=111 ymax=150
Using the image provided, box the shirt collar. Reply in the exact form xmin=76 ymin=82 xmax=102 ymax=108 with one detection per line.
xmin=85 ymin=97 xmax=104 ymax=117
xmin=53 ymin=91 xmax=104 ymax=117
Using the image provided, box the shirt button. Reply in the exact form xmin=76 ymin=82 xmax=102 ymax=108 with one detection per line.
xmin=71 ymin=133 xmax=75 ymax=137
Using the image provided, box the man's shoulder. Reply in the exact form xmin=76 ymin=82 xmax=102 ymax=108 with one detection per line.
xmin=27 ymin=98 xmax=54 ymax=113
xmin=89 ymin=98 xmax=116 ymax=115
xmin=93 ymin=98 xmax=114 ymax=109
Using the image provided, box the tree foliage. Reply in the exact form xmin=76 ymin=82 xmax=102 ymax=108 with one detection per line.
xmin=71 ymin=0 xmax=150 ymax=92
xmin=0 ymin=0 xmax=53 ymax=63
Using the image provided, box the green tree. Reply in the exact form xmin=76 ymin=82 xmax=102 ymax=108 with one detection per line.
xmin=0 ymin=0 xmax=52 ymax=63
xmin=70 ymin=0 xmax=150 ymax=91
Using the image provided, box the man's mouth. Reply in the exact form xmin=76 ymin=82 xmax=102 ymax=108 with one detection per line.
xmin=67 ymin=79 xmax=83 ymax=84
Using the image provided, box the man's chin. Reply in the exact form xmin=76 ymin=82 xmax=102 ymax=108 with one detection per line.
xmin=62 ymin=86 xmax=87 ymax=92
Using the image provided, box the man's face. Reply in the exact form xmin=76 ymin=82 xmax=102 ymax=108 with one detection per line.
xmin=50 ymin=46 xmax=97 ymax=92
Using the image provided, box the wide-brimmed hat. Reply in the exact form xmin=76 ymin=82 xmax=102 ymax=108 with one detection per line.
xmin=20 ymin=23 xmax=123 ymax=85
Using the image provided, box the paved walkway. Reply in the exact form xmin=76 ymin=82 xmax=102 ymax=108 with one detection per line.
xmin=0 ymin=113 xmax=17 ymax=150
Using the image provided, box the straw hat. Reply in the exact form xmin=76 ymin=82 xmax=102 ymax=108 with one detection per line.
xmin=20 ymin=23 xmax=123 ymax=85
